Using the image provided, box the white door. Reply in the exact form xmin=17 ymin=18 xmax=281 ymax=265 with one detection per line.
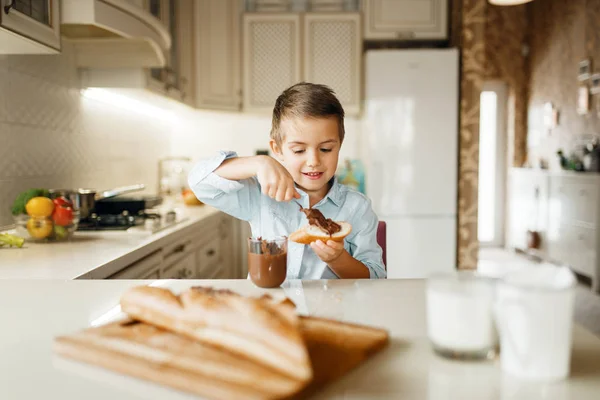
xmin=478 ymin=81 xmax=508 ymax=247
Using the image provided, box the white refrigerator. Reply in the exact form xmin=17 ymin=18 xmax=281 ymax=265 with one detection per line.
xmin=362 ymin=49 xmax=459 ymax=279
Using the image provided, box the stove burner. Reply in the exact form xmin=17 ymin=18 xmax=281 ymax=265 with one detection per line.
xmin=77 ymin=211 xmax=145 ymax=231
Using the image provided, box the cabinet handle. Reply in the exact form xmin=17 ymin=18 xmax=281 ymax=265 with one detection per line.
xmin=3 ymin=0 xmax=15 ymax=14
xmin=396 ymin=31 xmax=415 ymax=39
xmin=207 ymin=249 xmax=215 ymax=256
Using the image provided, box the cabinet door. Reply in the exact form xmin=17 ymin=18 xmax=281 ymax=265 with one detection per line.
xmin=161 ymin=252 xmax=195 ymax=279
xmin=243 ymin=13 xmax=301 ymax=113
xmin=195 ymin=0 xmax=241 ymax=111
xmin=303 ymin=13 xmax=361 ymax=116
xmin=0 ymin=0 xmax=60 ymax=52
xmin=196 ymin=236 xmax=223 ymax=278
xmin=218 ymin=215 xmax=236 ymax=278
xmin=175 ymin=0 xmax=194 ymax=105
xmin=363 ymin=0 xmax=448 ymax=40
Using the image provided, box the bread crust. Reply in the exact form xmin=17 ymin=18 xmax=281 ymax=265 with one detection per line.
xmin=120 ymin=286 xmax=313 ymax=383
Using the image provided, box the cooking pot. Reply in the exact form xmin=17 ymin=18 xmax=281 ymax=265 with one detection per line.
xmin=49 ymin=184 xmax=145 ymax=219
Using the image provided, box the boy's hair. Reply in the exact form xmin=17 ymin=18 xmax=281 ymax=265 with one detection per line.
xmin=270 ymin=82 xmax=345 ymax=145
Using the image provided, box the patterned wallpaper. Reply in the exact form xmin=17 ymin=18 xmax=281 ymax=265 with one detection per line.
xmin=528 ymin=0 xmax=600 ymax=167
xmin=457 ymin=0 xmax=485 ymax=270
xmin=456 ymin=0 xmax=530 ymax=269
xmin=485 ymin=4 xmax=529 ymax=168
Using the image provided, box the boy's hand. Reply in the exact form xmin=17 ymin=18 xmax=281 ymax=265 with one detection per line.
xmin=310 ymin=240 xmax=345 ymax=263
xmin=256 ymin=156 xmax=301 ymax=202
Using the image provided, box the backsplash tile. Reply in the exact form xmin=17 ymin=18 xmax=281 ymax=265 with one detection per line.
xmin=0 ymin=43 xmax=171 ymax=226
xmin=6 ymin=70 xmax=80 ymax=131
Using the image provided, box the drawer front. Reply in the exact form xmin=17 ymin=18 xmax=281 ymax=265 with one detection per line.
xmin=549 ymin=177 xmax=598 ymax=226
xmin=548 ymin=222 xmax=596 ymax=277
xmin=163 ymin=237 xmax=194 ymax=267
xmin=162 ymin=253 xmax=196 ymax=279
xmin=141 ymin=270 xmax=161 ymax=279
xmin=109 ymin=251 xmax=162 ymax=279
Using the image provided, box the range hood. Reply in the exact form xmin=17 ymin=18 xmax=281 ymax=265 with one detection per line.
xmin=61 ymin=0 xmax=171 ymax=68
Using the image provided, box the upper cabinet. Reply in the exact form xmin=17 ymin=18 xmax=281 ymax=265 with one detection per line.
xmin=145 ymin=0 xmax=194 ymax=105
xmin=242 ymin=12 xmax=361 ymax=115
xmin=61 ymin=0 xmax=171 ymax=68
xmin=303 ymin=13 xmax=361 ymax=115
xmin=0 ymin=0 xmax=61 ymax=54
xmin=243 ymin=13 xmax=302 ymax=114
xmin=194 ymin=0 xmax=241 ymax=111
xmin=363 ymin=0 xmax=448 ymax=40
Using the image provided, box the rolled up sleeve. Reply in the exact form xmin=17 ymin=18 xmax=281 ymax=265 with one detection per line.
xmin=348 ymin=199 xmax=387 ymax=279
xmin=187 ymin=151 xmax=260 ymax=222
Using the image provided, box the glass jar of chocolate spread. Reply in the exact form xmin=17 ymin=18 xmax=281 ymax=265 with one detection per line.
xmin=247 ymin=237 xmax=288 ymax=288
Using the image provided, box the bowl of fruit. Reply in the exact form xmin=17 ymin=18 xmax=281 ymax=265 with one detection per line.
xmin=11 ymin=189 xmax=80 ymax=242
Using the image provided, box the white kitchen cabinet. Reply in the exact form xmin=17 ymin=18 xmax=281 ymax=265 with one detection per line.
xmin=546 ymin=174 xmax=600 ymax=289
xmin=243 ymin=12 xmax=361 ymax=115
xmin=303 ymin=13 xmax=361 ymax=115
xmin=0 ymin=0 xmax=60 ymax=54
xmin=507 ymin=168 xmax=600 ymax=292
xmin=194 ymin=0 xmax=242 ymax=111
xmin=243 ymin=13 xmax=302 ymax=113
xmin=363 ymin=0 xmax=448 ymax=40
xmin=106 ymin=212 xmax=242 ymax=280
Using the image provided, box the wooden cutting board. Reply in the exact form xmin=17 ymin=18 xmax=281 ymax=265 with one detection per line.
xmin=54 ymin=315 xmax=389 ymax=400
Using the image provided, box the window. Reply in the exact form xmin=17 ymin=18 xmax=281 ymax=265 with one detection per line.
xmin=478 ymin=82 xmax=508 ymax=246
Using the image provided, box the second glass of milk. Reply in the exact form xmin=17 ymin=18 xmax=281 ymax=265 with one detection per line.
xmin=426 ymin=272 xmax=498 ymax=360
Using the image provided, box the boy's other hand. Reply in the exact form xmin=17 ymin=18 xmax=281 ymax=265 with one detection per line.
xmin=310 ymin=240 xmax=344 ymax=263
xmin=256 ymin=156 xmax=301 ymax=202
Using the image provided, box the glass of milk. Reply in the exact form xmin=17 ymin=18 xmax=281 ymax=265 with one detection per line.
xmin=426 ymin=271 xmax=498 ymax=360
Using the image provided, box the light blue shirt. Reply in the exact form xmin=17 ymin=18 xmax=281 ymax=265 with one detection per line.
xmin=188 ymin=151 xmax=386 ymax=280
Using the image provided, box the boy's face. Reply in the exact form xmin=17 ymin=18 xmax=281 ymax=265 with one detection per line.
xmin=271 ymin=116 xmax=341 ymax=197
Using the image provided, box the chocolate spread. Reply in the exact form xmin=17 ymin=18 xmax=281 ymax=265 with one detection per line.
xmin=190 ymin=287 xmax=237 ymax=297
xmin=298 ymin=205 xmax=341 ymax=236
xmin=247 ymin=238 xmax=287 ymax=288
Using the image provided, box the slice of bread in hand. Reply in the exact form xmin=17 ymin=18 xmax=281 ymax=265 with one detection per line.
xmin=289 ymin=222 xmax=352 ymax=245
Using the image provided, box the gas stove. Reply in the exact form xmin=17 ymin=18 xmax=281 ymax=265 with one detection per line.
xmin=77 ymin=209 xmax=182 ymax=232
xmin=77 ymin=211 xmax=146 ymax=231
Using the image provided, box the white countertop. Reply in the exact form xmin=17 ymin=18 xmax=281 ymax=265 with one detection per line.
xmin=0 ymin=205 xmax=220 ymax=279
xmin=1 ymin=279 xmax=599 ymax=400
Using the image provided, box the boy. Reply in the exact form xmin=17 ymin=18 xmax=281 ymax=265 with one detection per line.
xmin=188 ymin=83 xmax=386 ymax=279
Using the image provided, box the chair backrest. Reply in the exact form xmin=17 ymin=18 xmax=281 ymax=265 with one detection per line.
xmin=377 ymin=221 xmax=387 ymax=270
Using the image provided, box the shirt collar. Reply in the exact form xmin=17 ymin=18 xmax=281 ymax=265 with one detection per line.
xmin=294 ymin=177 xmax=343 ymax=208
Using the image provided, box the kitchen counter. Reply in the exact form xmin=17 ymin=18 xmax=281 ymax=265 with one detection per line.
xmin=1 ymin=279 xmax=599 ymax=399
xmin=0 ymin=205 xmax=221 ymax=279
